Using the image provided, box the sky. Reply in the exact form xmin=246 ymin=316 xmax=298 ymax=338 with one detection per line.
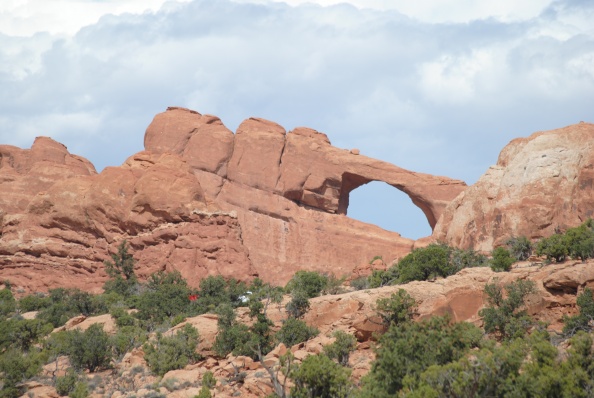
xmin=1 ymin=0 xmax=593 ymax=239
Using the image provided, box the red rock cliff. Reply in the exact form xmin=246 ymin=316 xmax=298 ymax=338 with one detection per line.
xmin=0 ymin=107 xmax=467 ymax=293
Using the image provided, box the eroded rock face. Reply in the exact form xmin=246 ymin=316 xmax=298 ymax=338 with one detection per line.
xmin=0 ymin=107 xmax=465 ymax=293
xmin=0 ymin=143 xmax=253 ymax=293
xmin=433 ymin=122 xmax=594 ymax=251
xmin=141 ymin=107 xmax=467 ymax=284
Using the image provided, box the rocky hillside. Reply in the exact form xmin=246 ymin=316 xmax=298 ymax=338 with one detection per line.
xmin=1 ymin=110 xmax=594 ymax=397
xmin=15 ymin=257 xmax=594 ymax=398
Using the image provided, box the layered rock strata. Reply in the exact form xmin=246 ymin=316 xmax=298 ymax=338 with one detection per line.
xmin=0 ymin=107 xmax=466 ymax=292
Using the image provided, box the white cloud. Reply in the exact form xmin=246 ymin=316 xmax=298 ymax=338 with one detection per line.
xmin=0 ymin=0 xmax=593 ymax=238
xmin=233 ymin=0 xmax=554 ymax=23
xmin=0 ymin=0 xmax=190 ymax=36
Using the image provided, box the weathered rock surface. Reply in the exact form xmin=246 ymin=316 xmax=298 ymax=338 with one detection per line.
xmin=142 ymin=107 xmax=466 ymax=285
xmin=0 ymin=144 xmax=252 ymax=293
xmin=433 ymin=122 xmax=594 ymax=251
xmin=0 ymin=107 xmax=466 ymax=293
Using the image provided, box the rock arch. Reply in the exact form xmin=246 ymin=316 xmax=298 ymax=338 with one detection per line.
xmin=340 ymin=178 xmax=433 ymax=239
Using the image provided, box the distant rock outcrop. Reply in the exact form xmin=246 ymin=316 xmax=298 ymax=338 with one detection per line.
xmin=433 ymin=122 xmax=594 ymax=251
xmin=0 ymin=107 xmax=466 ymax=293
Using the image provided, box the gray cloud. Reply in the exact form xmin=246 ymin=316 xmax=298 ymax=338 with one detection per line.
xmin=1 ymin=0 xmax=593 ymax=239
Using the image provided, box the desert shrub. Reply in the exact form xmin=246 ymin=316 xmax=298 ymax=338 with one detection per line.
xmin=564 ymin=331 xmax=594 ymax=393
xmin=17 ymin=292 xmax=51 ymax=312
xmin=374 ymin=244 xmax=489 ymax=287
xmin=212 ymin=303 xmax=251 ymax=357
xmin=70 ymin=289 xmax=108 ymax=316
xmin=0 ymin=287 xmax=16 ymax=317
xmin=490 ymin=247 xmax=515 ymax=272
xmin=397 ymin=243 xmax=453 ymax=283
xmin=369 ymin=255 xmax=383 ymax=264
xmin=67 ymin=324 xmax=113 ymax=372
xmin=213 ymin=322 xmax=251 ymax=358
xmin=194 ymin=275 xmax=249 ymax=313
xmin=506 ymin=235 xmax=533 ymax=261
xmin=55 ymin=368 xmax=78 ymax=396
xmin=202 ymin=371 xmax=216 ymax=388
xmin=285 ymin=271 xmax=328 ymax=298
xmin=111 ymin=325 xmax=147 ymax=359
xmin=563 ymin=288 xmax=594 ymax=336
xmin=246 ymin=278 xmax=284 ymax=305
xmin=479 ymin=279 xmax=536 ymax=340
xmin=358 ymin=316 xmax=482 ymax=397
xmin=533 ymin=220 xmax=594 ymax=263
xmin=70 ymin=381 xmax=90 ymax=398
xmin=368 ymin=268 xmax=399 ymax=288
xmin=144 ymin=323 xmax=201 ymax=376
xmin=110 ymin=306 xmax=137 ymax=328
xmin=275 ymin=318 xmax=319 ymax=348
xmin=212 ymin=303 xmax=249 ymax=357
xmin=195 ymin=386 xmax=212 ymax=398
xmin=0 ymin=318 xmax=12 ymax=351
xmin=212 ymin=299 xmax=274 ymax=359
xmin=349 ymin=276 xmax=369 ymax=290
xmin=450 ymin=247 xmax=489 ymax=270
xmin=536 ymin=233 xmax=569 ymax=262
xmin=375 ymin=289 xmax=416 ymax=327
xmin=323 ymin=331 xmax=357 ymax=366
xmin=36 ymin=288 xmax=108 ymax=328
xmin=406 ymin=334 xmax=530 ymax=397
xmin=322 ymin=274 xmax=346 ymax=295
xmin=8 ymin=318 xmax=53 ymax=351
xmin=135 ymin=271 xmax=192 ymax=327
xmin=407 ymin=330 xmax=594 ymax=398
xmin=285 ymin=290 xmax=310 ymax=319
xmin=290 ymin=354 xmax=352 ymax=398
xmin=0 ymin=348 xmax=44 ymax=398
xmin=238 ymin=299 xmax=275 ymax=359
xmin=43 ymin=330 xmax=72 ymax=364
xmin=565 ymin=220 xmax=594 ymax=260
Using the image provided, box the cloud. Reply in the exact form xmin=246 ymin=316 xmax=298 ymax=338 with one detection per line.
xmin=233 ymin=0 xmax=555 ymax=23
xmin=0 ymin=0 xmax=593 ymax=238
xmin=0 ymin=0 xmax=187 ymax=36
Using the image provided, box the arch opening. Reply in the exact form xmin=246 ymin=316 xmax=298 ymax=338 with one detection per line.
xmin=344 ymin=180 xmax=433 ymax=240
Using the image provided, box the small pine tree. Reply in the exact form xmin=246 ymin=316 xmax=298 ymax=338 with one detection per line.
xmin=103 ymin=240 xmax=137 ymax=296
xmin=68 ymin=324 xmax=113 ymax=372
xmin=285 ymin=290 xmax=310 ymax=319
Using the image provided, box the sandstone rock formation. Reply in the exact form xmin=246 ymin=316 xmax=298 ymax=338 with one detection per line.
xmin=0 ymin=107 xmax=466 ymax=293
xmin=433 ymin=122 xmax=594 ymax=251
xmin=143 ymin=107 xmax=466 ymax=285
